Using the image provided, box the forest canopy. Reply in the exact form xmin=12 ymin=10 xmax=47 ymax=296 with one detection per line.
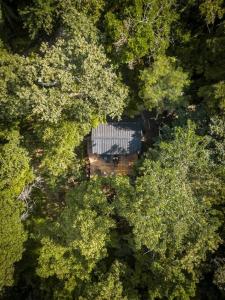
xmin=0 ymin=0 xmax=225 ymax=299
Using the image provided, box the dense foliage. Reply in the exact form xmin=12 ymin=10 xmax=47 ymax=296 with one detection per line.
xmin=0 ymin=130 xmax=33 ymax=290
xmin=0 ymin=0 xmax=225 ymax=299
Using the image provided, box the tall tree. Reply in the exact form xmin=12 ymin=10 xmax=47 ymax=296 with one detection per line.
xmin=104 ymin=0 xmax=178 ymax=66
xmin=80 ymin=261 xmax=129 ymax=300
xmin=209 ymin=115 xmax=225 ymax=296
xmin=18 ymin=0 xmax=105 ymax=39
xmin=118 ymin=122 xmax=221 ymax=299
xmin=0 ymin=11 xmax=128 ymax=126
xmin=170 ymin=1 xmax=225 ymax=114
xmin=199 ymin=0 xmax=225 ymax=25
xmin=36 ymin=179 xmax=115 ymax=295
xmin=0 ymin=130 xmax=33 ymax=291
xmin=38 ymin=121 xmax=89 ymax=179
xmin=139 ymin=55 xmax=189 ymax=112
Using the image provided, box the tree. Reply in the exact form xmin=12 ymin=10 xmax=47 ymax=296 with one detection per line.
xmin=172 ymin=3 xmax=225 ymax=114
xmin=208 ymin=115 xmax=225 ymax=297
xmin=19 ymin=0 xmax=105 ymax=39
xmin=199 ymin=0 xmax=225 ymax=25
xmin=104 ymin=0 xmax=178 ymax=65
xmin=139 ymin=55 xmax=189 ymax=112
xmin=210 ymin=115 xmax=225 ymax=164
xmin=19 ymin=0 xmax=58 ymax=39
xmin=198 ymin=81 xmax=225 ymax=113
xmin=119 ymin=122 xmax=221 ymax=299
xmin=214 ymin=262 xmax=225 ymax=293
xmin=37 ymin=178 xmax=115 ymax=294
xmin=1 ymin=0 xmax=225 ymax=298
xmin=0 ymin=130 xmax=33 ymax=290
xmin=80 ymin=261 xmax=129 ymax=300
xmin=38 ymin=121 xmax=89 ymax=179
xmin=0 ymin=11 xmax=128 ymax=125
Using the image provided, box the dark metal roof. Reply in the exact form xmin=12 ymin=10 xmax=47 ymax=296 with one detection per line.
xmin=91 ymin=122 xmax=142 ymax=155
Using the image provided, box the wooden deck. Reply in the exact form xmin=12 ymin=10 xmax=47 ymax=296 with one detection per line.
xmin=88 ymin=154 xmax=138 ymax=176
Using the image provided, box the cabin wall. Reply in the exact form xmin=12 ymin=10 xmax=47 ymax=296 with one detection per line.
xmin=88 ymin=154 xmax=138 ymax=176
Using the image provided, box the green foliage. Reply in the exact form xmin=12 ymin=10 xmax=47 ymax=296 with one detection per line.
xmin=120 ymin=123 xmax=221 ymax=299
xmin=19 ymin=0 xmax=58 ymax=39
xmin=198 ymin=81 xmax=225 ymax=112
xmin=174 ymin=10 xmax=225 ymax=114
xmin=104 ymin=0 xmax=178 ymax=65
xmin=210 ymin=115 xmax=225 ymax=164
xmin=39 ymin=121 xmax=89 ymax=178
xmin=0 ymin=130 xmax=33 ymax=197
xmin=0 ymin=13 xmax=128 ymax=125
xmin=208 ymin=115 xmax=225 ymax=297
xmin=37 ymin=179 xmax=115 ymax=293
xmin=19 ymin=0 xmax=105 ymax=39
xmin=139 ymin=56 xmax=190 ymax=111
xmin=199 ymin=0 xmax=225 ymax=24
xmin=208 ymin=115 xmax=225 ymax=207
xmin=71 ymin=0 xmax=105 ymax=24
xmin=1 ymin=1 xmax=225 ymax=299
xmin=0 ymin=130 xmax=33 ymax=290
xmin=82 ymin=261 xmax=128 ymax=300
xmin=214 ymin=263 xmax=225 ymax=292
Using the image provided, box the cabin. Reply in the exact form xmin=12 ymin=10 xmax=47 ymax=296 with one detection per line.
xmin=88 ymin=122 xmax=142 ymax=176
